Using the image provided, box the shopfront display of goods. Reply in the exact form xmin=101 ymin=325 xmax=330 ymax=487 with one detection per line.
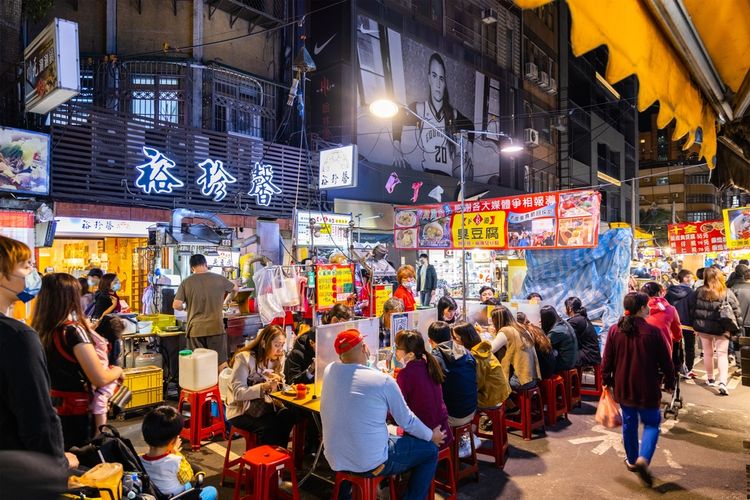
xmin=394 ymin=189 xmax=601 ymax=250
xmin=316 ymin=264 xmax=355 ymax=310
xmin=668 ymin=221 xmax=727 ymax=254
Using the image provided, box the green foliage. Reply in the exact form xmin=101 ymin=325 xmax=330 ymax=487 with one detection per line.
xmin=23 ymin=0 xmax=54 ymax=22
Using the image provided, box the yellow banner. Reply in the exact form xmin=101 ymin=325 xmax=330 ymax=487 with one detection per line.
xmin=451 ymin=210 xmax=507 ymax=248
xmin=374 ymin=285 xmax=392 ymax=318
xmin=723 ymin=207 xmax=750 ymax=249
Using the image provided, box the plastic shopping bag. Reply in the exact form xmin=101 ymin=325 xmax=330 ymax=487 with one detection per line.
xmin=254 ymin=267 xmax=284 ymax=325
xmin=595 ymin=386 xmax=622 ymax=428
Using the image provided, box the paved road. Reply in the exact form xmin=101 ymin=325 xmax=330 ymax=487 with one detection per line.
xmin=116 ymin=358 xmax=749 ymax=499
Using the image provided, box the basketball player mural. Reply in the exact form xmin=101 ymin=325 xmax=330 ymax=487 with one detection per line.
xmin=392 ymin=53 xmax=475 ymax=179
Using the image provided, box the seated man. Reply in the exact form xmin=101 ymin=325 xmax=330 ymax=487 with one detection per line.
xmin=321 ymin=329 xmax=445 ymax=500
xmin=427 ymin=321 xmax=478 ymax=426
xmin=379 ymin=297 xmax=405 ymax=347
xmin=479 ymin=286 xmax=498 ymax=305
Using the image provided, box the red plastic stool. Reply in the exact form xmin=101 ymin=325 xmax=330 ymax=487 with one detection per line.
xmin=178 ymin=385 xmax=225 ymax=450
xmin=221 ymin=427 xmax=258 ymax=486
xmin=450 ymin=422 xmax=479 ymax=483
xmin=506 ymin=386 xmax=545 ymax=440
xmin=291 ymin=418 xmax=307 ymax=470
xmin=473 ymin=406 xmax=509 ymax=468
xmin=579 ymin=364 xmax=603 ymax=397
xmin=558 ymin=369 xmax=582 ymax=411
xmin=331 ymin=471 xmax=397 ymax=500
xmin=233 ymin=445 xmax=300 ymax=500
xmin=540 ymin=375 xmax=568 ymax=426
xmin=430 ymin=446 xmax=457 ymax=500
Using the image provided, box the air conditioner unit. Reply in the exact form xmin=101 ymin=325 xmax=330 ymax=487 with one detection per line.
xmin=481 ymin=8 xmax=498 ymax=24
xmin=538 ymin=71 xmax=550 ymax=89
xmin=546 ymin=77 xmax=557 ymax=94
xmin=524 ymin=62 xmax=538 ymax=81
xmin=524 ymin=128 xmax=539 ymax=147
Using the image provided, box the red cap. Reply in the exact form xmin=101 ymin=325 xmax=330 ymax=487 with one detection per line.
xmin=334 ymin=329 xmax=365 ymax=355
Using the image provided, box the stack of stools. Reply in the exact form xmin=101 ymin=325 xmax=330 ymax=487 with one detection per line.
xmin=177 ymin=385 xmax=225 ymax=451
xmin=559 ymin=368 xmax=582 ymax=411
xmin=331 ymin=472 xmax=397 ymax=500
xmin=473 ymin=406 xmax=509 ymax=468
xmin=579 ymin=364 xmax=604 ymax=397
xmin=430 ymin=446 xmax=457 ymax=500
xmin=233 ymin=445 xmax=300 ymax=500
xmin=506 ymin=386 xmax=545 ymax=440
xmin=221 ymin=427 xmax=258 ymax=486
xmin=540 ymin=375 xmax=568 ymax=426
xmin=450 ymin=422 xmax=479 ymax=482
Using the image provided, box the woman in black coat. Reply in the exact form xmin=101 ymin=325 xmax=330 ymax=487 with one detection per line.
xmin=564 ymin=297 xmax=602 ymax=367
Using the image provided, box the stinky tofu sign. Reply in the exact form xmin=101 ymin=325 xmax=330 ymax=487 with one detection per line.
xmin=668 ymin=221 xmax=727 ymax=254
xmin=394 ymin=190 xmax=601 ymax=250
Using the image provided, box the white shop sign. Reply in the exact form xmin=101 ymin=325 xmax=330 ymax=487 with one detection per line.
xmin=55 ymin=217 xmax=153 ymax=238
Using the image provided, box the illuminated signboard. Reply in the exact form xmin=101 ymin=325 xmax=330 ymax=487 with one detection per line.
xmin=319 ymin=144 xmax=358 ymax=189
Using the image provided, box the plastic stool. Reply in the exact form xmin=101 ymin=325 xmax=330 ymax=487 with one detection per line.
xmin=233 ymin=445 xmax=300 ymax=500
xmin=291 ymin=418 xmax=307 ymax=470
xmin=450 ymin=422 xmax=479 ymax=482
xmin=540 ymin=375 xmax=568 ymax=426
xmin=430 ymin=446 xmax=457 ymax=500
xmin=473 ymin=406 xmax=509 ymax=468
xmin=178 ymin=385 xmax=225 ymax=451
xmin=221 ymin=427 xmax=258 ymax=486
xmin=506 ymin=386 xmax=545 ymax=440
xmin=558 ymin=369 xmax=582 ymax=411
xmin=579 ymin=364 xmax=604 ymax=397
xmin=331 ymin=471 xmax=397 ymax=500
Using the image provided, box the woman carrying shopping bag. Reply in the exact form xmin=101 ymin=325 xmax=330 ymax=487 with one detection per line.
xmin=602 ymin=292 xmax=675 ymax=487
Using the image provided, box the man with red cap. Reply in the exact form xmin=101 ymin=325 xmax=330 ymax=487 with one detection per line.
xmin=321 ymin=329 xmax=445 ymax=500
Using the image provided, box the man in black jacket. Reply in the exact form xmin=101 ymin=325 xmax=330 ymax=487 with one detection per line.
xmin=730 ymin=266 xmax=750 ymax=366
xmin=416 ymin=253 xmax=438 ymax=306
xmin=665 ymin=269 xmax=696 ymax=377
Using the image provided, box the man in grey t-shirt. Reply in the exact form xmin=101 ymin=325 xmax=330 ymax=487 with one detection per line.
xmin=173 ymin=254 xmax=237 ymax=370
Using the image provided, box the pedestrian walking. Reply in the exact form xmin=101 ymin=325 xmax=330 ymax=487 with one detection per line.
xmin=665 ymin=269 xmax=697 ymax=377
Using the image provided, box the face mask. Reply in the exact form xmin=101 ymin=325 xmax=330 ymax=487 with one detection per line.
xmin=87 ymin=279 xmax=95 ymax=287
xmin=9 ymin=268 xmax=42 ymax=303
xmin=112 ymin=281 xmax=121 ymax=292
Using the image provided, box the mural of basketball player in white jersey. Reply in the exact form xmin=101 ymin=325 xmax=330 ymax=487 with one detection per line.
xmin=392 ymin=53 xmax=474 ymax=177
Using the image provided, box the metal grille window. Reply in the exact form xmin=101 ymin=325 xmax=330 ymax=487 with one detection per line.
xmin=130 ymin=75 xmax=181 ymax=124
xmin=656 ymin=176 xmax=669 ymax=185
xmin=687 ymin=173 xmax=710 ymax=184
xmin=686 ymin=211 xmax=715 ymax=222
xmin=686 ymin=194 xmax=717 ymax=204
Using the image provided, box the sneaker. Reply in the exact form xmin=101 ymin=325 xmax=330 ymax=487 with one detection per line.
xmin=634 ymin=457 xmax=653 ymax=487
xmin=706 ymin=379 xmax=716 ymax=387
xmin=457 ymin=435 xmax=471 ymax=458
xmin=624 ymin=459 xmax=638 ymax=472
xmin=718 ymin=383 xmax=728 ymax=395
xmin=686 ymin=371 xmax=696 ymax=379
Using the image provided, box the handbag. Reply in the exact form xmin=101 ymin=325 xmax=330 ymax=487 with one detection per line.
xmin=595 ymin=387 xmax=622 ymax=428
xmin=719 ymin=297 xmax=740 ymax=333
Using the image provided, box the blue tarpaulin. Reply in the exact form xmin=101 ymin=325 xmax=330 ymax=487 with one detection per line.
xmin=520 ymin=229 xmax=633 ymax=331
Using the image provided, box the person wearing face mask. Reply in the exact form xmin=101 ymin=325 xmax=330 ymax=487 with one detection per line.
xmin=91 ymin=273 xmax=122 ymax=320
xmin=602 ymin=292 xmax=674 ymax=487
xmin=393 ymin=265 xmax=417 ymax=312
xmin=665 ymin=269 xmax=697 ymax=378
xmin=0 ymin=236 xmax=79 ymax=472
xmin=33 ymin=273 xmax=124 ymax=449
xmin=225 ymin=324 xmax=298 ymax=447
xmin=321 ymin=329 xmax=445 ymax=500
xmin=86 ymin=268 xmax=103 ymax=293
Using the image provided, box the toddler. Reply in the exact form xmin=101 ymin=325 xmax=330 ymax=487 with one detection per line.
xmin=90 ymin=315 xmax=125 ymax=428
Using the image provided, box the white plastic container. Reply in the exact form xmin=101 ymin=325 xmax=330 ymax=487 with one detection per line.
xmin=178 ymin=348 xmax=218 ymax=391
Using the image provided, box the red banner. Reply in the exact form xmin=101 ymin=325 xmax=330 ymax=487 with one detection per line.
xmin=667 ymin=221 xmax=726 ymax=254
xmin=394 ymin=190 xmax=601 ymax=250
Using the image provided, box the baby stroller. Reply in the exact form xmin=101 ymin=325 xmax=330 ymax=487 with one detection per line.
xmin=663 ymin=341 xmax=685 ymax=420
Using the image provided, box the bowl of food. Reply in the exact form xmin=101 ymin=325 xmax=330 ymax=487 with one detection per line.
xmin=396 ymin=228 xmax=417 ymax=248
xmin=396 ymin=210 xmax=417 ymax=227
xmin=422 ymin=222 xmax=444 ymax=242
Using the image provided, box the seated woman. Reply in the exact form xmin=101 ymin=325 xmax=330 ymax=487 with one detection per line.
xmin=379 ymin=297 xmax=404 ymax=347
xmin=226 ymin=324 xmax=298 ymax=447
xmin=395 ymin=330 xmax=453 ymax=449
xmin=478 ymin=286 xmax=498 ymax=306
xmin=518 ymin=312 xmax=556 ymax=380
xmin=491 ymin=306 xmax=541 ymax=393
xmin=437 ymin=295 xmax=458 ymax=325
xmin=564 ymin=297 xmax=602 ymax=367
xmin=540 ymin=306 xmax=579 ymax=373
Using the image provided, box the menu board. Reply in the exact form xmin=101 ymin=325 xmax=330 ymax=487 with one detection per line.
xmin=316 ymin=264 xmax=354 ymax=310
xmin=723 ymin=207 xmax=750 ymax=249
xmin=394 ymin=190 xmax=600 ymax=250
xmin=295 ymin=210 xmax=352 ymax=249
xmin=668 ymin=221 xmax=727 ymax=254
xmin=373 ymin=284 xmax=392 ymax=318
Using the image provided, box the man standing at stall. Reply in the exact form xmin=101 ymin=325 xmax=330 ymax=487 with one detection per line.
xmin=173 ymin=254 xmax=238 ymax=371
xmin=417 ymin=253 xmax=437 ymax=307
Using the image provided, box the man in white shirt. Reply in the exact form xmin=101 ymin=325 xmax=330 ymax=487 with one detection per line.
xmin=321 ymin=329 xmax=445 ymax=500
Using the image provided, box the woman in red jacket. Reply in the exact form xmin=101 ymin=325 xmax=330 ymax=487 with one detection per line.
xmin=640 ymin=282 xmax=682 ymax=357
xmin=393 ymin=265 xmax=417 ymax=311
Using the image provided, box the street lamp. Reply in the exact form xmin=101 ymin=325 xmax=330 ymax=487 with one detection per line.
xmin=369 ymin=98 xmax=523 ymax=311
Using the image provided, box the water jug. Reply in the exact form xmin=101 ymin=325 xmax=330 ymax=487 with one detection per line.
xmin=179 ymin=348 xmax=218 ymax=391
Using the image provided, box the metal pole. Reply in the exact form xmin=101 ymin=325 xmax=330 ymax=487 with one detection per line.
xmin=459 ymin=131 xmax=467 ymax=315
xmin=631 ymin=180 xmax=637 ymax=257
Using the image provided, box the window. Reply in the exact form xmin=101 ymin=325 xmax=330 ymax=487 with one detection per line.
xmin=686 ymin=211 xmax=715 ymax=222
xmin=213 ymin=78 xmax=263 ymax=138
xmin=597 ymin=143 xmax=620 ymax=179
xmin=130 ymin=75 xmax=180 ymax=124
xmin=686 ymin=194 xmax=716 ymax=204
xmin=655 ymin=176 xmax=669 ymax=185
xmin=687 ymin=173 xmax=710 ymax=184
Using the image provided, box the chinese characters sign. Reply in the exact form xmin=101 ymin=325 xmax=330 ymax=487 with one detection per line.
xmin=668 ymin=221 xmax=726 ymax=254
xmin=295 ymin=210 xmax=352 ymax=248
xmin=319 ymin=145 xmax=357 ymax=189
xmin=723 ymin=207 xmax=750 ymax=250
xmin=316 ymin=264 xmax=354 ymax=310
xmin=247 ymin=162 xmax=281 ymax=207
xmin=55 ymin=217 xmax=152 ymax=238
xmin=394 ymin=190 xmax=601 ymax=250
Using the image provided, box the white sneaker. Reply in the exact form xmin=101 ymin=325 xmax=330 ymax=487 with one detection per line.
xmin=706 ymin=379 xmax=716 ymax=387
xmin=718 ymin=383 xmax=728 ymax=395
xmin=458 ymin=435 xmax=471 ymax=458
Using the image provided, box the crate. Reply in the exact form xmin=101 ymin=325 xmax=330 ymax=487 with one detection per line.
xmin=137 ymin=314 xmax=176 ymax=330
xmin=126 ymin=386 xmax=163 ymax=410
xmin=123 ymin=366 xmax=163 ymax=409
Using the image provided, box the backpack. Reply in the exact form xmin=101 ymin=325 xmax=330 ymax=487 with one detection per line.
xmin=719 ymin=297 xmax=740 ymax=333
xmin=471 ymin=341 xmax=512 ymax=409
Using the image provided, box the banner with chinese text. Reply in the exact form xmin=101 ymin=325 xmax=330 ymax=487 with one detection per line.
xmin=316 ymin=264 xmax=355 ymax=310
xmin=722 ymin=207 xmax=750 ymax=249
xmin=394 ymin=190 xmax=600 ymax=250
xmin=668 ymin=221 xmax=726 ymax=254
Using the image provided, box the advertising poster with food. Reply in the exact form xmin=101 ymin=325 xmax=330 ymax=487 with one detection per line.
xmin=316 ymin=264 xmax=355 ymax=310
xmin=668 ymin=221 xmax=727 ymax=254
xmin=394 ymin=190 xmax=601 ymax=250
xmin=0 ymin=127 xmax=50 ymax=195
xmin=722 ymin=207 xmax=750 ymax=249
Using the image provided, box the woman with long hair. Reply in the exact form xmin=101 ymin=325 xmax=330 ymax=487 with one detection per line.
xmin=90 ymin=273 xmax=121 ymax=319
xmin=602 ymin=292 xmax=675 ymax=486
xmin=540 ymin=305 xmax=579 ymax=373
xmin=564 ymin=297 xmax=601 ymax=367
xmin=393 ymin=265 xmax=417 ymax=312
xmin=688 ymin=267 xmax=741 ymax=395
xmin=518 ymin=312 xmax=556 ymax=380
xmin=491 ymin=306 xmax=541 ymax=393
xmin=437 ymin=295 xmax=458 ymax=324
xmin=225 ymin=324 xmax=297 ymax=446
xmin=78 ymin=277 xmax=94 ymax=315
xmin=640 ymin=282 xmax=682 ymax=357
xmin=395 ymin=330 xmax=453 ymax=449
xmin=33 ymin=273 xmax=123 ymax=449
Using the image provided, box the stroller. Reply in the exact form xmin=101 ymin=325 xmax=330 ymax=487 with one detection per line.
xmin=663 ymin=340 xmax=685 ymax=420
xmin=66 ymin=425 xmax=205 ymax=499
